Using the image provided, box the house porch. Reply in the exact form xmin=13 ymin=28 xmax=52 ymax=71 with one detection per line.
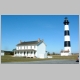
xmin=14 ymin=50 xmax=36 ymax=58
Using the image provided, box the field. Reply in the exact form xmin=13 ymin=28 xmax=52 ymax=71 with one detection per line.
xmin=1 ymin=54 xmax=78 ymax=63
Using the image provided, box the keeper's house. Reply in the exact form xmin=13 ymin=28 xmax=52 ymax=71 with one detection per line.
xmin=14 ymin=38 xmax=47 ymax=58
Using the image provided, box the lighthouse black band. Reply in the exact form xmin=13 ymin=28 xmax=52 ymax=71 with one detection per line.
xmin=64 ymin=30 xmax=70 ymax=35
xmin=63 ymin=21 xmax=69 ymax=25
xmin=64 ymin=41 xmax=71 ymax=47
xmin=63 ymin=17 xmax=69 ymax=25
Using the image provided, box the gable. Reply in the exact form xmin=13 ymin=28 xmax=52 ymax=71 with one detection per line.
xmin=37 ymin=41 xmax=46 ymax=46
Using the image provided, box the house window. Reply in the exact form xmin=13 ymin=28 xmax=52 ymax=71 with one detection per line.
xmin=23 ymin=46 xmax=25 ymax=49
xmin=21 ymin=46 xmax=22 ymax=49
xmin=25 ymin=46 xmax=27 ymax=49
xmin=20 ymin=46 xmax=22 ymax=49
xmin=24 ymin=46 xmax=25 ymax=49
xmin=19 ymin=46 xmax=21 ymax=49
xmin=27 ymin=46 xmax=29 ymax=49
xmin=18 ymin=47 xmax=20 ymax=49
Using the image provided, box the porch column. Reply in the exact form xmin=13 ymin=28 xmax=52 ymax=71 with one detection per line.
xmin=22 ymin=51 xmax=24 ymax=56
xmin=23 ymin=51 xmax=25 ymax=56
xmin=15 ymin=51 xmax=17 ymax=56
xmin=34 ymin=51 xmax=36 ymax=56
xmin=28 ymin=51 xmax=31 ymax=57
xmin=14 ymin=51 xmax=15 ymax=56
xmin=24 ymin=51 xmax=26 ymax=56
xmin=32 ymin=51 xmax=34 ymax=57
xmin=31 ymin=51 xmax=33 ymax=57
xmin=30 ymin=51 xmax=31 ymax=57
xmin=27 ymin=51 xmax=29 ymax=57
xmin=20 ymin=51 xmax=22 ymax=56
xmin=17 ymin=52 xmax=19 ymax=56
xmin=21 ymin=51 xmax=22 ymax=56
xmin=21 ymin=52 xmax=23 ymax=56
xmin=25 ymin=51 xmax=27 ymax=57
xmin=19 ymin=51 xmax=20 ymax=56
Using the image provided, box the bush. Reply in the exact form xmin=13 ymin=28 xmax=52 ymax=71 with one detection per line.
xmin=5 ymin=51 xmax=14 ymax=55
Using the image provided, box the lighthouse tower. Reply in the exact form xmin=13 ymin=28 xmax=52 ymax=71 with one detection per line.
xmin=61 ymin=17 xmax=72 ymax=56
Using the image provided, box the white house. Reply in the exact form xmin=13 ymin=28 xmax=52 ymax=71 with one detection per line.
xmin=60 ymin=49 xmax=72 ymax=56
xmin=14 ymin=38 xmax=47 ymax=58
xmin=1 ymin=50 xmax=5 ymax=56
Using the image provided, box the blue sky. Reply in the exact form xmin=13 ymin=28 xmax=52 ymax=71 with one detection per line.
xmin=1 ymin=15 xmax=79 ymax=53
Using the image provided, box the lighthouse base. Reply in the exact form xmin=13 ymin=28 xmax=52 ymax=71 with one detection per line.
xmin=60 ymin=52 xmax=72 ymax=56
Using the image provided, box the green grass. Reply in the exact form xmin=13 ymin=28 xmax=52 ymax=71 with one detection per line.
xmin=1 ymin=54 xmax=78 ymax=63
xmin=1 ymin=55 xmax=52 ymax=63
xmin=51 ymin=55 xmax=78 ymax=60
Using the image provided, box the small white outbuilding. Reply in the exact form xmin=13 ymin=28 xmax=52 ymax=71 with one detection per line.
xmin=1 ymin=50 xmax=5 ymax=56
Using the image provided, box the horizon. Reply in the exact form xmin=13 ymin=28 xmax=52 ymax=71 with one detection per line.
xmin=1 ymin=15 xmax=79 ymax=53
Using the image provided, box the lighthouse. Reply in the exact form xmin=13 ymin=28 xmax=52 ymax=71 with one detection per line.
xmin=61 ymin=17 xmax=72 ymax=56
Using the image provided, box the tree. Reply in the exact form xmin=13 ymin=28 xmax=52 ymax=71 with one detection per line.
xmin=12 ymin=48 xmax=16 ymax=52
xmin=47 ymin=52 xmax=50 ymax=55
xmin=52 ymin=52 xmax=55 ymax=55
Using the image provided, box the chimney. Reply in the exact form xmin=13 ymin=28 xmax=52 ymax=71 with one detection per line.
xmin=38 ymin=38 xmax=40 ymax=42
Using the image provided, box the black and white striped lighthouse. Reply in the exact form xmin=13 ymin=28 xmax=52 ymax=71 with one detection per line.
xmin=63 ymin=17 xmax=71 ymax=55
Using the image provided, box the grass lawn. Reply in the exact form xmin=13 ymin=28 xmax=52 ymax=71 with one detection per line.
xmin=51 ymin=54 xmax=78 ymax=60
xmin=1 ymin=54 xmax=78 ymax=63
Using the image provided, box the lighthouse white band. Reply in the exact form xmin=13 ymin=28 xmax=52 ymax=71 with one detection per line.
xmin=64 ymin=25 xmax=69 ymax=30
xmin=64 ymin=47 xmax=71 ymax=53
xmin=64 ymin=36 xmax=70 ymax=41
